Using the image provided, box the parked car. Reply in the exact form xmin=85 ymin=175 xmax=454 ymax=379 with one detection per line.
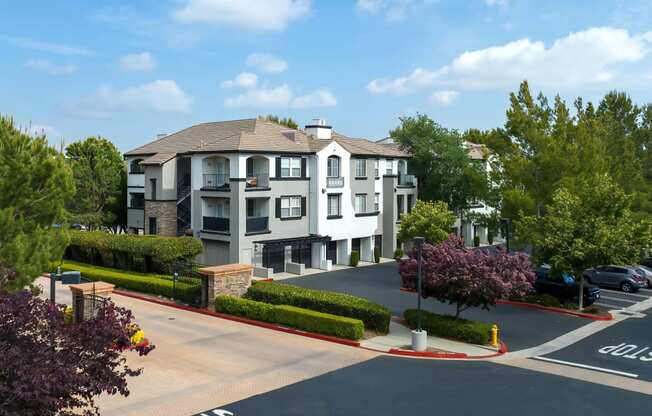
xmin=534 ymin=265 xmax=600 ymax=306
xmin=640 ymin=257 xmax=652 ymax=268
xmin=583 ymin=265 xmax=648 ymax=293
xmin=635 ymin=265 xmax=652 ymax=288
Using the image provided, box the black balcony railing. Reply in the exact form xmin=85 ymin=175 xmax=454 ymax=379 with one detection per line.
xmin=246 ymin=173 xmax=269 ymax=188
xmin=246 ymin=216 xmax=268 ymax=233
xmin=326 ymin=177 xmax=344 ymax=188
xmin=203 ymin=216 xmax=229 ymax=232
xmin=203 ymin=173 xmax=230 ymax=189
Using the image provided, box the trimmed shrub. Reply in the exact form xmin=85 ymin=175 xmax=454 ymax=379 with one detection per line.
xmin=66 ymin=230 xmax=203 ymax=273
xmin=274 ymin=305 xmax=364 ymax=340
xmin=393 ymin=249 xmax=404 ymax=260
xmin=374 ymin=247 xmax=380 ymax=263
xmin=404 ymin=309 xmax=491 ymax=345
xmin=487 ymin=233 xmax=494 ymax=245
xmin=473 ymin=235 xmax=480 ymax=247
xmin=245 ymin=282 xmax=391 ymax=333
xmin=350 ymin=251 xmax=360 ymax=267
xmin=57 ymin=261 xmax=201 ymax=304
xmin=215 ymin=295 xmax=275 ymax=322
xmin=521 ymin=293 xmax=562 ymax=308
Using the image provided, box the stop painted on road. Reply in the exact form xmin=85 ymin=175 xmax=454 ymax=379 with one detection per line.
xmin=599 ymin=343 xmax=652 ymax=362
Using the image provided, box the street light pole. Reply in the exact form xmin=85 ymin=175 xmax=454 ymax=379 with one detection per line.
xmin=500 ymin=218 xmax=511 ymax=252
xmin=411 ymin=236 xmax=426 ymax=352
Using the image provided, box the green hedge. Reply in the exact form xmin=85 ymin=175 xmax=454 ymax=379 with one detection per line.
xmin=350 ymin=251 xmax=359 ymax=267
xmin=58 ymin=261 xmax=201 ymax=304
xmin=66 ymin=230 xmax=203 ymax=273
xmin=214 ymin=295 xmax=364 ymax=340
xmin=245 ymin=282 xmax=390 ymax=333
xmin=404 ymin=309 xmax=491 ymax=345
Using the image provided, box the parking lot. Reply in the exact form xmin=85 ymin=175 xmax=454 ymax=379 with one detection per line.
xmin=592 ymin=287 xmax=652 ymax=311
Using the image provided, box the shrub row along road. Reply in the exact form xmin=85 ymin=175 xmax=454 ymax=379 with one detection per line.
xmin=283 ymin=262 xmax=589 ymax=351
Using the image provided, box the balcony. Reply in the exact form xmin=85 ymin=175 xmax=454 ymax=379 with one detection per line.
xmin=326 ymin=176 xmax=344 ymax=188
xmin=398 ymin=173 xmax=416 ymax=187
xmin=246 ymin=173 xmax=269 ymax=189
xmin=203 ymin=173 xmax=230 ymax=190
xmin=246 ymin=216 xmax=269 ymax=234
xmin=203 ymin=216 xmax=229 ymax=233
xmin=129 ymin=199 xmax=145 ymax=210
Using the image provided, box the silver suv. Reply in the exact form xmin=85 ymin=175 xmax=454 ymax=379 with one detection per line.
xmin=583 ymin=265 xmax=648 ymax=293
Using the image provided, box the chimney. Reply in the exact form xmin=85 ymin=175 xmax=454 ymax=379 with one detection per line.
xmin=305 ymin=118 xmax=332 ymax=140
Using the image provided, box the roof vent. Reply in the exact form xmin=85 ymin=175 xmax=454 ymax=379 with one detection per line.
xmin=305 ymin=119 xmax=332 ymax=140
xmin=282 ymin=130 xmax=297 ymax=141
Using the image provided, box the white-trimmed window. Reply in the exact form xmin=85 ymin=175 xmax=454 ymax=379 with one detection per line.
xmin=355 ymin=159 xmax=366 ymax=177
xmin=327 ymin=156 xmax=340 ymax=177
xmin=355 ymin=194 xmax=367 ymax=213
xmin=374 ymin=159 xmax=379 ymax=177
xmin=281 ymin=157 xmax=301 ymax=177
xmin=281 ymin=196 xmax=301 ymax=218
xmin=374 ymin=193 xmax=380 ymax=211
xmin=328 ymin=194 xmax=341 ymax=217
xmin=386 ymin=159 xmax=394 ymax=175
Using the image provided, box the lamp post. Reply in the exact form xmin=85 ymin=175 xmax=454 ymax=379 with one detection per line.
xmin=411 ymin=236 xmax=427 ymax=351
xmin=500 ymin=217 xmax=511 ymax=253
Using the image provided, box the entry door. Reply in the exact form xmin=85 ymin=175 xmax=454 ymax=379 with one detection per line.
xmin=351 ymin=238 xmax=361 ymax=253
xmin=291 ymin=243 xmax=312 ymax=268
xmin=327 ymin=241 xmax=337 ymax=263
xmin=263 ymin=245 xmax=285 ymax=273
xmin=374 ymin=235 xmax=382 ymax=253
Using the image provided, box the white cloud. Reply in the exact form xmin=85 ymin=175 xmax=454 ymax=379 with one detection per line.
xmin=25 ymin=59 xmax=76 ymax=75
xmin=367 ymin=27 xmax=652 ymax=94
xmin=0 ymin=35 xmax=92 ymax=55
xmin=119 ymin=52 xmax=156 ymax=72
xmin=356 ymin=0 xmax=433 ymax=22
xmin=225 ymin=84 xmax=292 ymax=108
xmin=246 ymin=53 xmax=288 ymax=73
xmin=221 ymin=72 xmax=258 ymax=88
xmin=92 ymin=80 xmax=192 ymax=113
xmin=172 ymin=0 xmax=311 ymax=32
xmin=357 ymin=0 xmax=384 ymax=14
xmin=292 ymin=89 xmax=337 ymax=108
xmin=224 ymin=85 xmax=337 ymax=109
xmin=485 ymin=0 xmax=508 ymax=6
xmin=429 ymin=90 xmax=458 ymax=105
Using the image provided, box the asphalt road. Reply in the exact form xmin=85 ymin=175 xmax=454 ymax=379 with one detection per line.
xmin=195 ymin=356 xmax=652 ymax=416
xmin=282 ymin=262 xmax=589 ymax=351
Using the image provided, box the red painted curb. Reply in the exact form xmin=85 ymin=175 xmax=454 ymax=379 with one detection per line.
xmin=399 ymin=287 xmax=416 ymax=293
xmin=496 ymin=299 xmax=613 ymax=321
xmin=111 ymin=289 xmax=361 ymax=348
xmin=387 ymin=348 xmax=467 ymax=359
xmin=256 ymin=278 xmax=274 ymax=282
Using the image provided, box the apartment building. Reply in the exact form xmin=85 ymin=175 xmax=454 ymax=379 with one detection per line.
xmin=125 ymin=117 xmax=418 ymax=275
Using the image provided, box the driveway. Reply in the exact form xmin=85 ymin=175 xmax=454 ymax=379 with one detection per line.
xmin=282 ymin=263 xmax=590 ymax=351
xmin=37 ymin=277 xmax=378 ymax=416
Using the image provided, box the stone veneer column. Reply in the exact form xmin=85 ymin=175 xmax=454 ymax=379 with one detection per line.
xmin=198 ymin=263 xmax=253 ymax=308
xmin=144 ymin=200 xmax=177 ymax=236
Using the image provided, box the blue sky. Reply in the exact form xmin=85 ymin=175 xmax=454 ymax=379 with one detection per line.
xmin=2 ymin=0 xmax=652 ymax=152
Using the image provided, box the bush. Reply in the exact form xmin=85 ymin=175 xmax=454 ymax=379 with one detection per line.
xmin=487 ymin=233 xmax=494 ymax=245
xmin=245 ymin=282 xmax=391 ymax=333
xmin=521 ymin=293 xmax=562 ymax=308
xmin=274 ymin=305 xmax=364 ymax=340
xmin=404 ymin=309 xmax=491 ymax=345
xmin=214 ymin=295 xmax=364 ymax=340
xmin=350 ymin=251 xmax=359 ymax=267
xmin=374 ymin=247 xmax=380 ymax=263
xmin=58 ymin=261 xmax=201 ymax=304
xmin=473 ymin=235 xmax=480 ymax=247
xmin=393 ymin=248 xmax=404 ymax=260
xmin=66 ymin=230 xmax=203 ymax=273
xmin=582 ymin=306 xmax=601 ymax=314
xmin=215 ymin=295 xmax=275 ymax=322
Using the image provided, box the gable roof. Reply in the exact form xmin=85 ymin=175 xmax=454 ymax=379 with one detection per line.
xmin=125 ymin=117 xmax=410 ymax=161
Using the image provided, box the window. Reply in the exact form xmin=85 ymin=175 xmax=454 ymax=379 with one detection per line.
xmin=355 ymin=159 xmax=366 ymax=177
xmin=130 ymin=159 xmax=144 ymax=174
xmin=386 ymin=159 xmax=394 ymax=175
xmin=374 ymin=193 xmax=380 ymax=211
xmin=150 ymin=179 xmax=157 ymax=201
xmin=281 ymin=157 xmax=302 ymax=177
xmin=130 ymin=193 xmax=144 ymax=209
xmin=148 ymin=217 xmax=157 ymax=235
xmin=327 ymin=156 xmax=340 ymax=177
xmin=374 ymin=159 xmax=379 ymax=177
xmin=355 ymin=194 xmax=367 ymax=213
xmin=281 ymin=196 xmax=301 ymax=218
xmin=328 ymin=194 xmax=341 ymax=217
xmin=398 ymin=159 xmax=407 ymax=175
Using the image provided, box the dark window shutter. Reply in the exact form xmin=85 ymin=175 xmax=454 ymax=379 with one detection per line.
xmin=301 ymin=157 xmax=307 ymax=178
xmin=275 ymin=157 xmax=281 ymax=177
xmin=275 ymin=198 xmax=282 ymax=218
xmin=246 ymin=158 xmax=253 ymax=176
xmin=301 ymin=196 xmax=307 ymax=216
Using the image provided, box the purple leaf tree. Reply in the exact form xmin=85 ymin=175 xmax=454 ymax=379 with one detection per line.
xmin=0 ymin=290 xmax=154 ymax=416
xmin=399 ymin=236 xmax=535 ymax=318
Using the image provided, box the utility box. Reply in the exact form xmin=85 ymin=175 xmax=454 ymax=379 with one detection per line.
xmin=60 ymin=271 xmax=81 ymax=285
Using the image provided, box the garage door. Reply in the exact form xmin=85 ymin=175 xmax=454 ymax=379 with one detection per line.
xmin=201 ymin=240 xmax=230 ymax=265
xmin=327 ymin=241 xmax=337 ymax=264
xmin=263 ymin=244 xmax=285 ymax=273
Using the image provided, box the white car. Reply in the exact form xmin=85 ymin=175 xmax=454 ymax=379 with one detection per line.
xmin=636 ymin=265 xmax=652 ymax=288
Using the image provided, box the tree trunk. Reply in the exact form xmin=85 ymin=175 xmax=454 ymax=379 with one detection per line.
xmin=455 ymin=302 xmax=462 ymax=319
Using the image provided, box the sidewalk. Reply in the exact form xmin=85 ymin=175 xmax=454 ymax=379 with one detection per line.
xmin=255 ymin=257 xmax=395 ymax=281
xmin=362 ymin=319 xmax=502 ymax=358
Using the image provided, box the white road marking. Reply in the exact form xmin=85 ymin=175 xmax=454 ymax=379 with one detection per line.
xmin=599 ymin=295 xmax=638 ymax=304
xmin=532 ymin=356 xmax=639 ymax=378
xmin=600 ymin=289 xmax=650 ymax=299
xmin=594 ymin=302 xmax=625 ymax=310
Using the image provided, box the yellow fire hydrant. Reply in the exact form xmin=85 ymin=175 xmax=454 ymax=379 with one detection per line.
xmin=491 ymin=324 xmax=499 ymax=347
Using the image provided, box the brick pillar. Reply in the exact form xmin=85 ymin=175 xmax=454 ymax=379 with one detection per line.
xmin=198 ymin=264 xmax=253 ymax=309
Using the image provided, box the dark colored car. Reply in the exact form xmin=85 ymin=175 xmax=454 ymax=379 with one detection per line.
xmin=583 ymin=265 xmax=647 ymax=293
xmin=534 ymin=265 xmax=600 ymax=306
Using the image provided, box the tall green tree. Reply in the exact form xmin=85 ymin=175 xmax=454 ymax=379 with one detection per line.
xmin=65 ymin=137 xmax=124 ymax=230
xmin=0 ymin=116 xmax=74 ymax=291
xmin=397 ymin=200 xmax=456 ymax=244
xmin=518 ymin=174 xmax=651 ymax=308
xmin=390 ymin=114 xmax=490 ymax=216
